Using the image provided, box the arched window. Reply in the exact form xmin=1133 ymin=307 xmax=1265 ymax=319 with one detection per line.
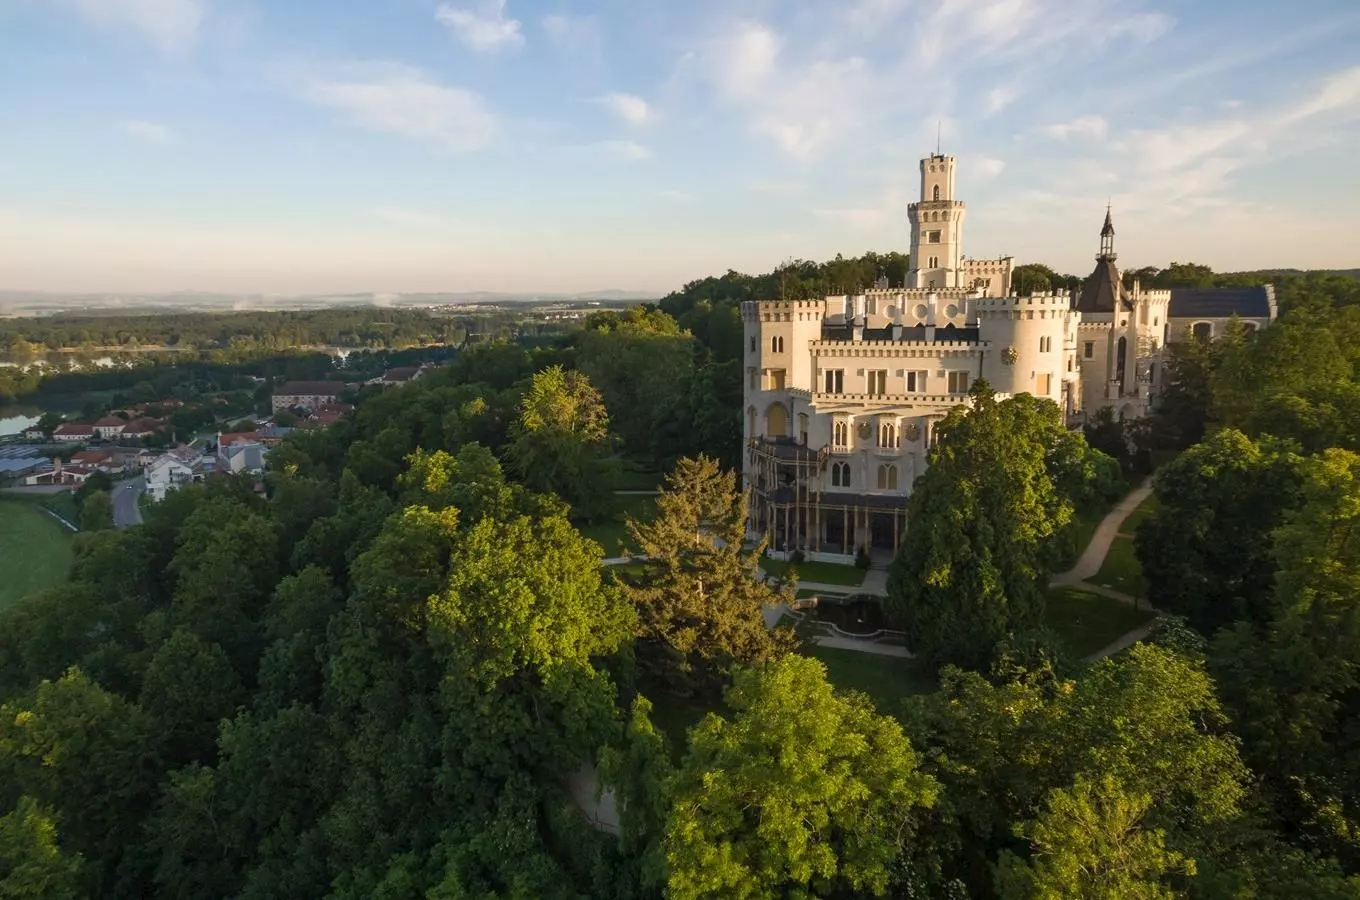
xmin=798 ymin=413 xmax=809 ymax=446
xmin=933 ymin=185 xmax=940 ymax=201
xmin=888 ymin=465 xmax=898 ymax=489
xmin=765 ymin=402 xmax=788 ymax=438
xmin=876 ymin=464 xmax=899 ymax=490
xmin=771 ymin=335 xmax=784 ymax=353
xmin=833 ymin=419 xmax=849 ymax=449
xmin=831 ymin=462 xmax=851 ymax=488
xmin=878 ymin=419 xmax=898 ymax=448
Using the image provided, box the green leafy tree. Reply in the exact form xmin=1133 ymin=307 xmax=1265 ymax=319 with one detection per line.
xmin=599 ymin=696 xmax=674 ymax=893
xmin=1135 ymin=429 xmax=1304 ymax=634
xmin=996 ymin=774 xmax=1193 ymax=900
xmin=665 ymin=655 xmax=940 ymax=899
xmin=506 ymin=366 xmax=617 ymax=521
xmin=139 ymin=629 xmax=245 ymax=768
xmin=887 ymin=383 xmax=1079 ymax=670
xmin=78 ymin=489 xmax=113 ymax=531
xmin=625 ymin=456 xmax=796 ymax=697
xmin=1211 ymin=448 xmax=1360 ymax=869
xmin=0 ymin=796 xmax=86 ymax=899
xmin=0 ymin=668 xmax=159 ymax=894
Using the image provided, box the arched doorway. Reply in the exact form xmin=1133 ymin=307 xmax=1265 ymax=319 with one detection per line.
xmin=765 ymin=402 xmax=789 ymax=438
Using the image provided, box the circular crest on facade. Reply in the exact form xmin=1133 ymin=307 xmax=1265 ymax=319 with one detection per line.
xmin=857 ymin=420 xmax=872 ymax=440
xmin=903 ymin=422 xmax=921 ymax=442
xmin=1002 ymin=346 xmax=1019 ymax=365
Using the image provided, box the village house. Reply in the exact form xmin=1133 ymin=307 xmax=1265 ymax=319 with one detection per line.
xmin=271 ymin=381 xmax=348 ymax=413
xmin=51 ymin=422 xmax=95 ymax=443
xmin=145 ymin=447 xmax=204 ymax=502
xmin=92 ymin=416 xmax=128 ymax=440
xmin=24 ymin=458 xmax=96 ymax=486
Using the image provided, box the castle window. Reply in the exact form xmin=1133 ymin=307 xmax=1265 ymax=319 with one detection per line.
xmin=1083 ymin=341 xmax=1095 ymax=359
xmin=933 ymin=185 xmax=940 ymax=201
xmin=905 ymin=370 xmax=927 ymax=392
xmin=877 ymin=464 xmax=899 ymax=490
xmin=771 ymin=335 xmax=784 ymax=353
xmin=831 ymin=462 xmax=852 ymax=488
xmin=929 ymin=231 xmax=942 ymax=243
xmin=866 ymin=296 xmax=877 ymax=315
xmin=1039 ymin=336 xmax=1052 ymax=353
xmin=878 ymin=420 xmax=898 ymax=448
xmin=749 ymin=336 xmax=756 ymax=353
xmin=866 ymin=369 xmax=888 ymax=395
xmin=832 ymin=420 xmax=850 ymax=450
xmin=947 ymin=371 xmax=970 ymax=394
xmin=823 ymin=369 xmax=844 ymax=394
xmin=1191 ymin=322 xmax=1213 ymax=341
xmin=798 ymin=413 xmax=809 ymax=445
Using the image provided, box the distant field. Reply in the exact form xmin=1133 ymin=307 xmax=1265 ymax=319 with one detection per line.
xmin=0 ymin=500 xmax=73 ymax=609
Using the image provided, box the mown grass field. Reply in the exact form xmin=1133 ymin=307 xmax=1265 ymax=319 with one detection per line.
xmin=760 ymin=556 xmax=867 ymax=587
xmin=1091 ymin=536 xmax=1148 ymax=597
xmin=578 ymin=494 xmax=658 ymax=558
xmin=0 ymin=500 xmax=73 ymax=609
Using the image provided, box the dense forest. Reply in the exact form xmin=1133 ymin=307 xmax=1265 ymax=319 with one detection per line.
xmin=2 ymin=256 xmax=1359 ymax=897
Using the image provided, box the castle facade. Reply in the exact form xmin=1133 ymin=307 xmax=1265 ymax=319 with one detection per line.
xmin=742 ymin=154 xmax=1275 ymax=562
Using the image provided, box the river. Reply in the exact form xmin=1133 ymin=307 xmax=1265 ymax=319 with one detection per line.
xmin=0 ymin=407 xmax=41 ymax=438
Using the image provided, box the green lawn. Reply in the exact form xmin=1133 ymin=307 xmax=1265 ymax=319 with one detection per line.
xmin=613 ymin=464 xmax=663 ymax=492
xmin=0 ymin=500 xmax=74 ymax=609
xmin=805 ymin=646 xmax=935 ymax=716
xmin=1091 ymin=536 xmax=1147 ymax=597
xmin=1119 ymin=493 xmax=1160 ymax=536
xmin=1045 ymin=587 xmax=1155 ymax=658
xmin=761 ymin=557 xmax=867 ymax=587
xmin=578 ymin=494 xmax=657 ymax=558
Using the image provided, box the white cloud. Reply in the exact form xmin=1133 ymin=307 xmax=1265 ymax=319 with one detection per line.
xmin=1041 ymin=115 xmax=1109 ymax=141
xmin=702 ymin=20 xmax=875 ymax=160
xmin=541 ymin=14 xmax=600 ymax=57
xmin=373 ymin=208 xmax=453 ymax=228
xmin=297 ymin=63 xmax=499 ymax=152
xmin=983 ymin=84 xmax=1020 ymax=115
xmin=435 ymin=0 xmax=523 ymax=53
xmin=121 ymin=120 xmax=176 ymax=144
xmin=59 ymin=0 xmax=208 ymax=55
xmin=600 ymin=92 xmax=651 ymax=125
xmin=972 ymin=156 xmax=1006 ymax=181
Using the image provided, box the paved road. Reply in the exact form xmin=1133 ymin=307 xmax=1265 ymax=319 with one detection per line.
xmin=113 ymin=475 xmax=145 ymax=529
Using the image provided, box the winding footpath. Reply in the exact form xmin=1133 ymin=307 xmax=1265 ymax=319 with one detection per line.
xmin=1050 ymin=477 xmax=1161 ymax=660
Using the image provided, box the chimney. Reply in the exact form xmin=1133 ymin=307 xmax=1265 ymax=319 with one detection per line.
xmin=52 ymin=456 xmax=61 ymax=473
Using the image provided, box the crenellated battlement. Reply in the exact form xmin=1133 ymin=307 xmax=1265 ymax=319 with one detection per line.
xmin=741 ymin=299 xmax=828 ymax=322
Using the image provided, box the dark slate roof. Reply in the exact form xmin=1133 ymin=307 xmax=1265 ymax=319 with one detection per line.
xmin=1168 ymin=286 xmax=1272 ymax=319
xmin=1076 ymin=257 xmax=1132 ymax=313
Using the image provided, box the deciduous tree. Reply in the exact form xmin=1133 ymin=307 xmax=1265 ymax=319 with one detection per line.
xmin=665 ymin=655 xmax=939 ymax=899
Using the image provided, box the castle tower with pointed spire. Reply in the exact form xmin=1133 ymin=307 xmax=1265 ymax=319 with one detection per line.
xmin=1099 ymin=205 xmax=1116 ymax=260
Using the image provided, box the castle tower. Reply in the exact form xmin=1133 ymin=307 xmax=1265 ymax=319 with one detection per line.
xmin=1099 ymin=204 xmax=1116 ymax=260
xmin=907 ymin=154 xmax=966 ymax=290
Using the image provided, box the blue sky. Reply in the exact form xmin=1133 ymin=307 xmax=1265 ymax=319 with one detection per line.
xmin=1 ymin=0 xmax=1358 ymax=295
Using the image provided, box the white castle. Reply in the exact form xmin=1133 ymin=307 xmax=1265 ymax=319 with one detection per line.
xmin=742 ymin=153 xmax=1276 ymax=562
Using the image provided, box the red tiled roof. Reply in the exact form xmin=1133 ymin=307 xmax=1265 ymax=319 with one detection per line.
xmin=72 ymin=450 xmax=112 ymax=464
xmin=53 ymin=423 xmax=95 ymax=435
xmin=94 ymin=416 xmax=127 ymax=428
xmin=121 ymin=418 xmax=163 ymax=433
xmin=218 ymin=432 xmax=257 ymax=446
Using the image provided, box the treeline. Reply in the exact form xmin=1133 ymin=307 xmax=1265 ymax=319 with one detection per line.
xmin=0 ymin=307 xmax=565 ymax=359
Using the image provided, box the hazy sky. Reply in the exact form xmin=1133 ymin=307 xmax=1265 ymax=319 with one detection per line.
xmin=1 ymin=0 xmax=1358 ymax=295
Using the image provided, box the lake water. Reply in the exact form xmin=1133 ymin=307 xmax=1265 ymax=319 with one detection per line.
xmin=0 ymin=408 xmax=41 ymax=438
